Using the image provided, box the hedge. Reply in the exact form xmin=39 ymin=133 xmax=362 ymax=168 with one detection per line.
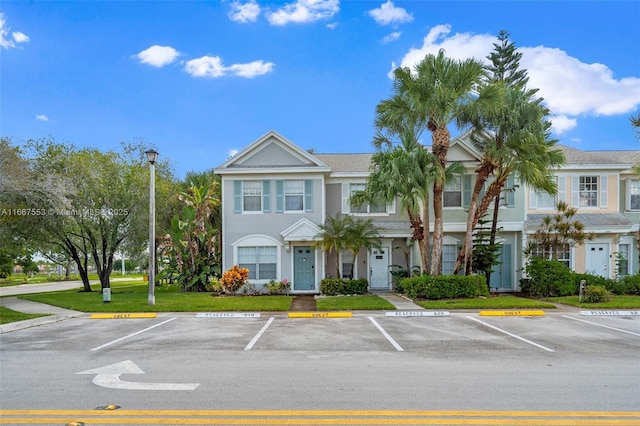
xmin=320 ymin=278 xmax=368 ymax=295
xmin=397 ymin=275 xmax=489 ymax=300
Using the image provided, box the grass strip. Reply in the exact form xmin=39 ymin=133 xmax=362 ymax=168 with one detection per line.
xmin=316 ymin=295 xmax=395 ymax=311
xmin=414 ymin=295 xmax=556 ymax=310
xmin=0 ymin=306 xmax=49 ymax=324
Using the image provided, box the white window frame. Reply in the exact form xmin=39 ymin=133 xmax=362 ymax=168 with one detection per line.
xmin=444 ymin=176 xmax=462 ymax=208
xmin=284 ymin=180 xmax=304 ymax=212
xmin=579 ymin=176 xmax=598 ymax=207
xmin=628 ymin=179 xmax=640 ymax=211
xmin=242 ymin=180 xmax=262 ymax=212
xmin=238 ymin=246 xmax=278 ymax=281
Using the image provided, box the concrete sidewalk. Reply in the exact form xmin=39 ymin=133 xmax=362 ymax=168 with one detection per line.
xmin=375 ymin=292 xmax=425 ymax=310
xmin=0 ymin=297 xmax=84 ymax=334
xmin=0 ymin=277 xmax=141 ymax=297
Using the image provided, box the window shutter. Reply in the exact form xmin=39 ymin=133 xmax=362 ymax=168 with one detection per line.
xmin=234 ymin=181 xmax=242 ymax=213
xmin=558 ymin=177 xmax=566 ymax=203
xmin=304 ymin=180 xmax=313 ymax=213
xmin=572 ymin=177 xmax=580 ymax=208
xmin=626 ymin=179 xmax=631 ymax=211
xmin=529 ymin=186 xmax=537 ymax=209
xmin=463 ymin=175 xmax=472 ymax=208
xmin=262 ymin=180 xmax=271 ymax=213
xmin=600 ymin=175 xmax=608 ymax=208
xmin=341 ymin=183 xmax=350 ymax=214
xmin=276 ymin=180 xmax=284 ymax=213
xmin=505 ymin=175 xmax=515 ymax=208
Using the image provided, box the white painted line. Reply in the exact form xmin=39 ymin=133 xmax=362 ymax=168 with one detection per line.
xmin=580 ymin=310 xmax=640 ymax=316
xmin=196 ymin=312 xmax=261 ymax=318
xmin=90 ymin=317 xmax=177 ymax=352
xmin=368 ymin=316 xmax=404 ymax=352
xmin=244 ymin=316 xmax=275 ymax=351
xmin=465 ymin=316 xmax=555 ymax=352
xmin=562 ymin=315 xmax=640 ymax=337
xmin=385 ymin=311 xmax=449 ymax=317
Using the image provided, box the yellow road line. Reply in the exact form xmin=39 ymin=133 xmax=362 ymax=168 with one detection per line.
xmin=479 ymin=310 xmax=546 ymax=316
xmin=1 ymin=416 xmax=639 ymax=425
xmin=90 ymin=313 xmax=157 ymax=319
xmin=288 ymin=312 xmax=352 ymax=318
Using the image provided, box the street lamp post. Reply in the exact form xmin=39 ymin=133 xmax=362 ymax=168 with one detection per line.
xmin=145 ymin=149 xmax=159 ymax=305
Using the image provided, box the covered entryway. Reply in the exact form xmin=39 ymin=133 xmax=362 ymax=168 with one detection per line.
xmin=586 ymin=243 xmax=610 ymax=277
xmin=293 ymin=246 xmax=315 ymax=291
xmin=369 ymin=246 xmax=391 ymax=291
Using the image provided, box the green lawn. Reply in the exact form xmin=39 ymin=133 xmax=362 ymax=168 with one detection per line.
xmin=0 ymin=273 xmax=144 ymax=287
xmin=316 ymin=295 xmax=395 ymax=311
xmin=0 ymin=306 xmax=49 ymax=324
xmin=548 ymin=295 xmax=640 ymax=309
xmin=414 ymin=295 xmax=557 ymax=310
xmin=19 ymin=282 xmax=292 ymax=312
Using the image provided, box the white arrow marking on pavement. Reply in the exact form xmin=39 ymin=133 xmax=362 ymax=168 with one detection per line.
xmin=76 ymin=360 xmax=200 ymax=391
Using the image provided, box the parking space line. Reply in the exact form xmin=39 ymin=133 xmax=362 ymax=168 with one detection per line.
xmin=465 ymin=316 xmax=555 ymax=352
xmin=90 ymin=318 xmax=177 ymax=352
xmin=368 ymin=317 xmax=404 ymax=352
xmin=562 ymin=315 xmax=640 ymax=337
xmin=244 ymin=317 xmax=275 ymax=351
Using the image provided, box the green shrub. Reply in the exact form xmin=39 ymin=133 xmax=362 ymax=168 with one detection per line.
xmin=573 ymin=273 xmax=613 ymax=293
xmin=320 ymin=278 xmax=368 ymax=295
xmin=584 ymin=284 xmax=612 ymax=303
xmin=397 ymin=275 xmax=488 ymax=300
xmin=611 ymin=274 xmax=640 ymax=295
xmin=521 ymin=258 xmax=574 ymax=297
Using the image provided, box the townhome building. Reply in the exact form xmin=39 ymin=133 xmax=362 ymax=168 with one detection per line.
xmin=214 ymin=130 xmax=639 ymax=295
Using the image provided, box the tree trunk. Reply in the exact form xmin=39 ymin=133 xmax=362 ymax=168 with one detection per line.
xmin=431 ymin=180 xmax=443 ymax=275
xmin=423 ymin=191 xmax=431 ymax=274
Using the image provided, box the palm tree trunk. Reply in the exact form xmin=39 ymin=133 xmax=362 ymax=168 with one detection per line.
xmin=423 ymin=193 xmax=431 ymax=274
xmin=431 ymin=180 xmax=443 ymax=275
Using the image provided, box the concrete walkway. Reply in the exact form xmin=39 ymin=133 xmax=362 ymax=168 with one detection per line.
xmin=0 ymin=297 xmax=84 ymax=334
xmin=375 ymin=292 xmax=425 ymax=310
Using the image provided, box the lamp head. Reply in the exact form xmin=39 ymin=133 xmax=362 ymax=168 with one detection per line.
xmin=145 ymin=149 xmax=159 ymax=164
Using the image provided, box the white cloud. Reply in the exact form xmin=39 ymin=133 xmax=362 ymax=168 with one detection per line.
xmin=267 ymin=0 xmax=339 ymax=26
xmin=36 ymin=114 xmax=49 ymax=121
xmin=326 ymin=22 xmax=338 ymax=30
xmin=393 ymin=24 xmax=640 ymax=133
xmin=0 ymin=13 xmax=29 ymax=49
xmin=136 ymin=45 xmax=180 ymax=67
xmin=184 ymin=55 xmax=274 ymax=78
xmin=228 ymin=1 xmax=261 ymax=23
xmin=368 ymin=1 xmax=413 ymax=26
xmin=382 ymin=31 xmax=401 ymax=44
xmin=550 ymin=115 xmax=577 ymax=134
xmin=229 ymin=149 xmax=239 ymax=158
xmin=12 ymin=31 xmax=29 ymax=43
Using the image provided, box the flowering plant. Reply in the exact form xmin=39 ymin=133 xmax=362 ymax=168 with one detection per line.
xmin=219 ymin=265 xmax=249 ymax=293
xmin=265 ymin=279 xmax=290 ymax=295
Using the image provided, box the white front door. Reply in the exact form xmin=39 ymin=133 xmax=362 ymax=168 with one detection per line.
xmin=586 ymin=243 xmax=610 ymax=278
xmin=369 ymin=247 xmax=390 ymax=290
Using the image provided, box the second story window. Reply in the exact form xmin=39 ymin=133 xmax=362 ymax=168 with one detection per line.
xmin=444 ymin=176 xmax=462 ymax=207
xmin=285 ymin=180 xmax=304 ymax=211
xmin=630 ymin=179 xmax=640 ymax=210
xmin=349 ymin=183 xmax=386 ymax=214
xmin=243 ymin=180 xmax=262 ymax=211
xmin=579 ymin=176 xmax=598 ymax=207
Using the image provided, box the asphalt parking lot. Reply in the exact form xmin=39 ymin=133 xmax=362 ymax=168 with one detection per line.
xmin=1 ymin=309 xmax=639 ymax=422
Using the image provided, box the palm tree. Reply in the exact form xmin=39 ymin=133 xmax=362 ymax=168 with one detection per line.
xmin=376 ymin=49 xmax=487 ymax=275
xmin=632 ymin=113 xmax=640 ymax=139
xmin=352 ymin=128 xmax=435 ymax=273
xmin=454 ymin=85 xmax=564 ymax=275
xmin=313 ymin=214 xmax=352 ymax=278
xmin=344 ymin=217 xmax=382 ymax=275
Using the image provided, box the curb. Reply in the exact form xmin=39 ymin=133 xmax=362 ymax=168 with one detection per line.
xmin=0 ymin=313 xmax=84 ymax=334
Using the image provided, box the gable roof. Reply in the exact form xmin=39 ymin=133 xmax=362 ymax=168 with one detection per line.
xmin=214 ymin=130 xmax=330 ymax=174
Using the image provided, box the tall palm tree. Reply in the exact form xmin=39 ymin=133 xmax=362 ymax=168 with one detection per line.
xmin=454 ymin=85 xmax=564 ymax=275
xmin=354 ymin=128 xmax=435 ymax=273
xmin=376 ymin=49 xmax=487 ymax=275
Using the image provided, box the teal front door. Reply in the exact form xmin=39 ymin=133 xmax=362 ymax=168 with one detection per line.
xmin=490 ymin=244 xmax=513 ymax=290
xmin=293 ymin=246 xmax=315 ymax=291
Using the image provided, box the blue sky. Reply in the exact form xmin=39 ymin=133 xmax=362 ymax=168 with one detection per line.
xmin=2 ymin=1 xmax=639 ymax=179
